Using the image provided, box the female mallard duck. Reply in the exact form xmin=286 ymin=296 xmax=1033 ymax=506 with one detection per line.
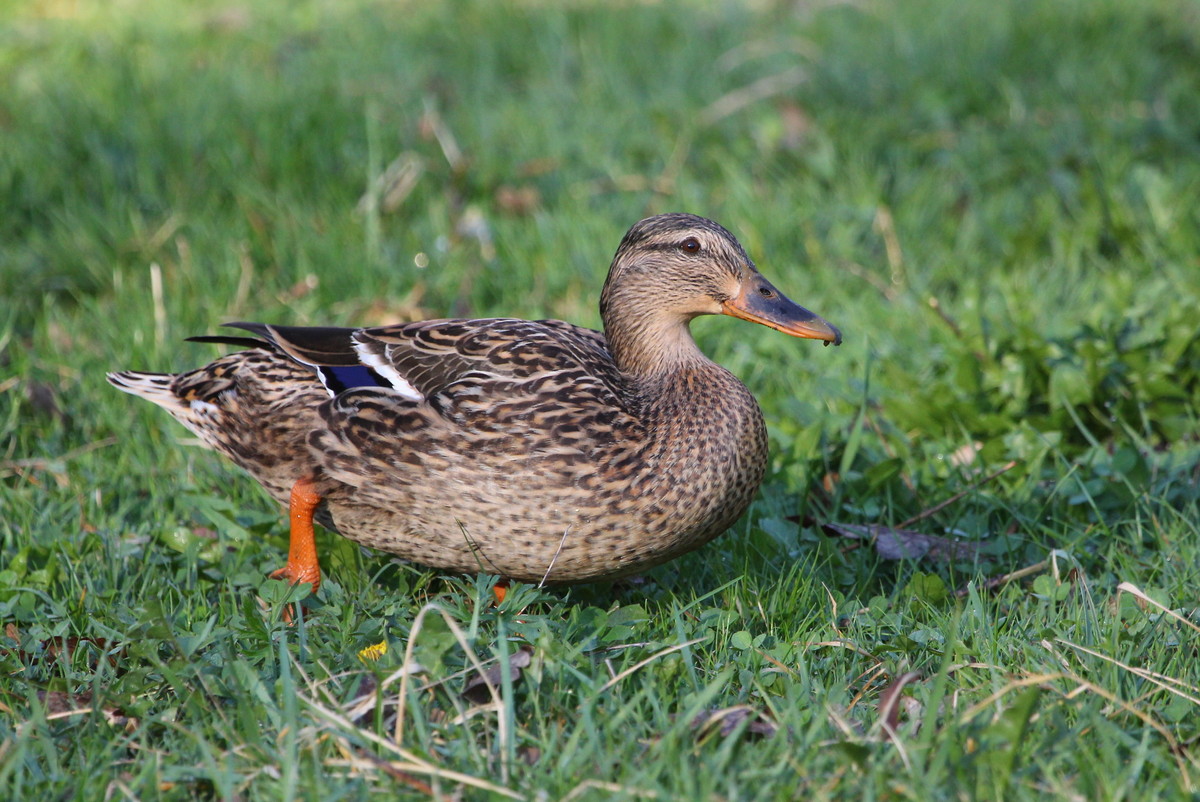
xmin=108 ymin=214 xmax=840 ymax=596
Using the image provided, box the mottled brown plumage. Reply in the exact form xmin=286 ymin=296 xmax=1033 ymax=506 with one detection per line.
xmin=108 ymin=213 xmax=840 ymax=587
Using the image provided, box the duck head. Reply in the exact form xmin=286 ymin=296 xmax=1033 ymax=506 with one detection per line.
xmin=599 ymin=213 xmax=841 ymax=375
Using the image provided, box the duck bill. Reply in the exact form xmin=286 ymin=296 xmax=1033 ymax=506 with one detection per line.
xmin=721 ymin=274 xmax=842 ymax=346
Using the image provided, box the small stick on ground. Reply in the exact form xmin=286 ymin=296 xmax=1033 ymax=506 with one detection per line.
xmin=953 ymin=559 xmax=1049 ymax=599
xmin=898 ymin=460 xmax=1018 ymax=529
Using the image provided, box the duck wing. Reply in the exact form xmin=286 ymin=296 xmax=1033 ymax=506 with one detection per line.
xmin=352 ymin=318 xmax=621 ymax=402
xmin=200 ymin=318 xmax=621 ymax=405
xmin=297 ymin=318 xmax=642 ymax=483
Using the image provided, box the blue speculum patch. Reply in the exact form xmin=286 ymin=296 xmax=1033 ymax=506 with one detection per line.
xmin=319 ymin=364 xmax=388 ymax=393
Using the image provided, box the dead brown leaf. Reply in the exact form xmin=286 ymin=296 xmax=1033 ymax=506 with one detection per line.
xmin=285 ymin=274 xmax=319 ymax=300
xmin=35 ymin=690 xmax=134 ymax=728
xmin=691 ymin=705 xmax=778 ymax=740
xmin=776 ymin=99 xmax=812 ymax=150
xmin=877 ymin=671 xmax=923 ymax=740
xmin=461 ymin=646 xmax=532 ymax=705
xmin=343 ymin=286 xmax=430 ymax=327
xmin=24 ymin=380 xmax=66 ymax=422
xmin=2 ymin=636 xmax=123 ymax=670
xmin=822 ymin=522 xmax=981 ymax=562
xmin=517 ymin=157 xmax=559 ymax=177
xmin=39 ymin=689 xmax=93 ymax=716
xmin=495 ymin=184 xmax=541 ymax=216
xmin=517 ymin=745 xmax=542 ymax=765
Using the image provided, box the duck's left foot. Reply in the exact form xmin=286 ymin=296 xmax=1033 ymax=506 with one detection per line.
xmin=269 ymin=477 xmax=324 ymax=622
xmin=492 ymin=579 xmax=510 ymax=606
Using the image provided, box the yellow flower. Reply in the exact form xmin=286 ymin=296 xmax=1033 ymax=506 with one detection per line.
xmin=358 ymin=640 xmax=387 ymax=662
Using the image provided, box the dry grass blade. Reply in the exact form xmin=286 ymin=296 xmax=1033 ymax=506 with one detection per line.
xmin=699 ymin=66 xmax=808 ymax=125
xmin=0 ymin=437 xmax=118 ymax=478
xmin=846 ymin=662 xmax=891 ymax=714
xmin=149 ymin=261 xmax=166 ymax=349
xmin=350 ymin=749 xmax=436 ymax=797
xmin=561 ymin=780 xmax=658 ymax=801
xmin=356 ymin=152 xmax=425 ymax=215
xmin=1037 ymin=643 xmax=1195 ymax=789
xmin=420 ymin=101 xmax=465 ymax=172
xmin=297 ymin=682 xmax=523 ymax=799
xmin=1117 ymin=582 xmax=1200 ymax=635
xmin=538 ymin=525 xmax=572 ymax=588
xmin=338 ymin=662 xmax=426 ymax=725
xmin=1056 ymin=639 xmax=1200 ymax=706
xmin=597 ymin=639 xmax=704 ymax=694
xmin=956 ymin=672 xmax=1063 ymax=723
xmin=393 ymin=603 xmax=514 ymax=782
xmin=803 ymin=638 xmax=880 ymax=661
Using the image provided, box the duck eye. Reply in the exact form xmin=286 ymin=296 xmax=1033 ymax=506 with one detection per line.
xmin=679 ymin=237 xmax=701 ymax=254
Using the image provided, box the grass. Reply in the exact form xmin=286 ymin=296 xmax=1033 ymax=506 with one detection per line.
xmin=2 ymin=0 xmax=1200 ymax=797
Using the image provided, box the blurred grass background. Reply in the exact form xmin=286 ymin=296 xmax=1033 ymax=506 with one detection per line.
xmin=2 ymin=0 xmax=1199 ymax=798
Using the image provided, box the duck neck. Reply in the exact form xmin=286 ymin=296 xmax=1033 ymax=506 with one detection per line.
xmin=603 ymin=310 xmax=711 ymax=382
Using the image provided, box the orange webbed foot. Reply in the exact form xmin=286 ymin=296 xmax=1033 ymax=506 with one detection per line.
xmin=269 ymin=477 xmax=323 ymax=622
xmin=492 ymin=580 xmax=510 ymax=606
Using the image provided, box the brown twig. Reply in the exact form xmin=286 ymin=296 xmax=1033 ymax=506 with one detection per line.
xmin=953 ymin=559 xmax=1049 ymax=599
xmin=897 ymin=460 xmax=1018 ymax=529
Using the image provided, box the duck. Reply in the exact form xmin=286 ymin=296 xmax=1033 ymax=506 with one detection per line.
xmin=107 ymin=213 xmax=840 ymax=600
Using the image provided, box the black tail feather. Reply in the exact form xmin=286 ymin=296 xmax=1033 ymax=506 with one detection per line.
xmin=186 ymin=335 xmax=269 ymax=349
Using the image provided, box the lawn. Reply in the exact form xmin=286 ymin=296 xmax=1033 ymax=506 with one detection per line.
xmin=2 ymin=0 xmax=1199 ymax=798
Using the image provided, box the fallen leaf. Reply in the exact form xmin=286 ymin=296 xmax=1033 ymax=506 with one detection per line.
xmin=346 ymin=287 xmax=430 ymax=327
xmin=39 ymin=689 xmax=93 ymax=716
xmin=517 ymin=157 xmax=559 ymax=177
xmin=877 ymin=671 xmax=922 ymax=739
xmin=495 ymin=184 xmax=540 ymax=216
xmin=285 ymin=274 xmax=319 ymax=299
xmin=24 ymin=380 xmax=67 ymax=422
xmin=690 ymin=705 xmax=778 ymax=739
xmin=36 ymin=690 xmax=134 ymax=728
xmin=822 ymin=522 xmax=981 ymax=562
xmin=776 ymin=99 xmax=812 ymax=150
xmin=461 ymin=646 xmax=532 ymax=704
xmin=950 ymin=441 xmax=983 ymax=468
xmin=2 ymin=637 xmax=122 ymax=670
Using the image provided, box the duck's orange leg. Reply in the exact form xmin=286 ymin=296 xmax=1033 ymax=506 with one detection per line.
xmin=269 ymin=477 xmax=323 ymax=602
xmin=492 ymin=579 xmax=510 ymax=606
